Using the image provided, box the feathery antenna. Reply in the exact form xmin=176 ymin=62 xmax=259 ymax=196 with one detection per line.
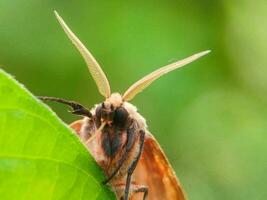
xmin=123 ymin=50 xmax=210 ymax=101
xmin=54 ymin=11 xmax=111 ymax=98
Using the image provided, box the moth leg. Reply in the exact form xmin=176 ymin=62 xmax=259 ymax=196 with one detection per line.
xmin=102 ymin=123 xmax=137 ymax=184
xmin=114 ymin=183 xmax=147 ymax=200
xmin=133 ymin=186 xmax=148 ymax=200
xmin=124 ymin=130 xmax=145 ymax=200
xmin=38 ymin=96 xmax=92 ymax=117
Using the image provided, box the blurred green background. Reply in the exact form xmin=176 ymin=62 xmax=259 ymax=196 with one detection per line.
xmin=1 ymin=0 xmax=267 ymax=199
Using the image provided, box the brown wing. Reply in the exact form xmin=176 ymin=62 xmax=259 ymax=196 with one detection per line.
xmin=69 ymin=120 xmax=84 ymax=135
xmin=131 ymin=132 xmax=187 ymax=200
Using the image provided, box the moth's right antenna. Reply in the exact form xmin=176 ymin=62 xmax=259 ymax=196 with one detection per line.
xmin=122 ymin=50 xmax=210 ymax=101
xmin=54 ymin=11 xmax=111 ymax=98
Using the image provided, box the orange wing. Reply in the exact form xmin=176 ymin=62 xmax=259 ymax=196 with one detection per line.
xmin=69 ymin=120 xmax=83 ymax=135
xmin=131 ymin=132 xmax=187 ymax=200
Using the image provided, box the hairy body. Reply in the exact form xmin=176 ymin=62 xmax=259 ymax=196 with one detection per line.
xmin=69 ymin=93 xmax=186 ymax=200
xmin=71 ymin=94 xmax=147 ymax=199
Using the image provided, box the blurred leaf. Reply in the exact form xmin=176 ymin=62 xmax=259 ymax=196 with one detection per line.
xmin=175 ymin=87 xmax=267 ymax=200
xmin=0 ymin=69 xmax=116 ymax=200
xmin=225 ymin=0 xmax=267 ymax=98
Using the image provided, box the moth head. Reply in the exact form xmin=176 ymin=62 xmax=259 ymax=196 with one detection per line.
xmin=95 ymin=93 xmax=128 ymax=127
xmin=54 ymin=11 xmax=210 ymax=108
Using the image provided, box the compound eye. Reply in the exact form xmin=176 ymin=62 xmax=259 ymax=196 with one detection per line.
xmin=113 ymin=107 xmax=129 ymax=128
xmin=95 ymin=104 xmax=102 ymax=128
xmin=101 ymin=110 xmax=109 ymax=119
xmin=95 ymin=104 xmax=102 ymax=118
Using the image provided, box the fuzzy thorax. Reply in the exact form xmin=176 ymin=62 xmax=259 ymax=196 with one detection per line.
xmin=104 ymin=93 xmax=123 ymax=108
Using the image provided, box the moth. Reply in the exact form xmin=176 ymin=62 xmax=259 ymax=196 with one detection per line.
xmin=40 ymin=11 xmax=209 ymax=200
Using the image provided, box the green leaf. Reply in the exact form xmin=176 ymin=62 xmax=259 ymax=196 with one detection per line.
xmin=0 ymin=69 xmax=116 ymax=200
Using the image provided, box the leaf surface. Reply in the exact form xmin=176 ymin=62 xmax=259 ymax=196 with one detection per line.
xmin=0 ymin=69 xmax=116 ymax=200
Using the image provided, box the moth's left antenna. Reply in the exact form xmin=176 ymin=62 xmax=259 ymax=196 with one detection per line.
xmin=54 ymin=11 xmax=111 ymax=98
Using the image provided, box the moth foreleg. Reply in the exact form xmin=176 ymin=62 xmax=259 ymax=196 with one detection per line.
xmin=124 ymin=129 xmax=145 ymax=200
xmin=133 ymin=186 xmax=148 ymax=200
xmin=38 ymin=96 xmax=92 ymax=117
xmin=102 ymin=124 xmax=137 ymax=184
xmin=114 ymin=183 xmax=148 ymax=200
